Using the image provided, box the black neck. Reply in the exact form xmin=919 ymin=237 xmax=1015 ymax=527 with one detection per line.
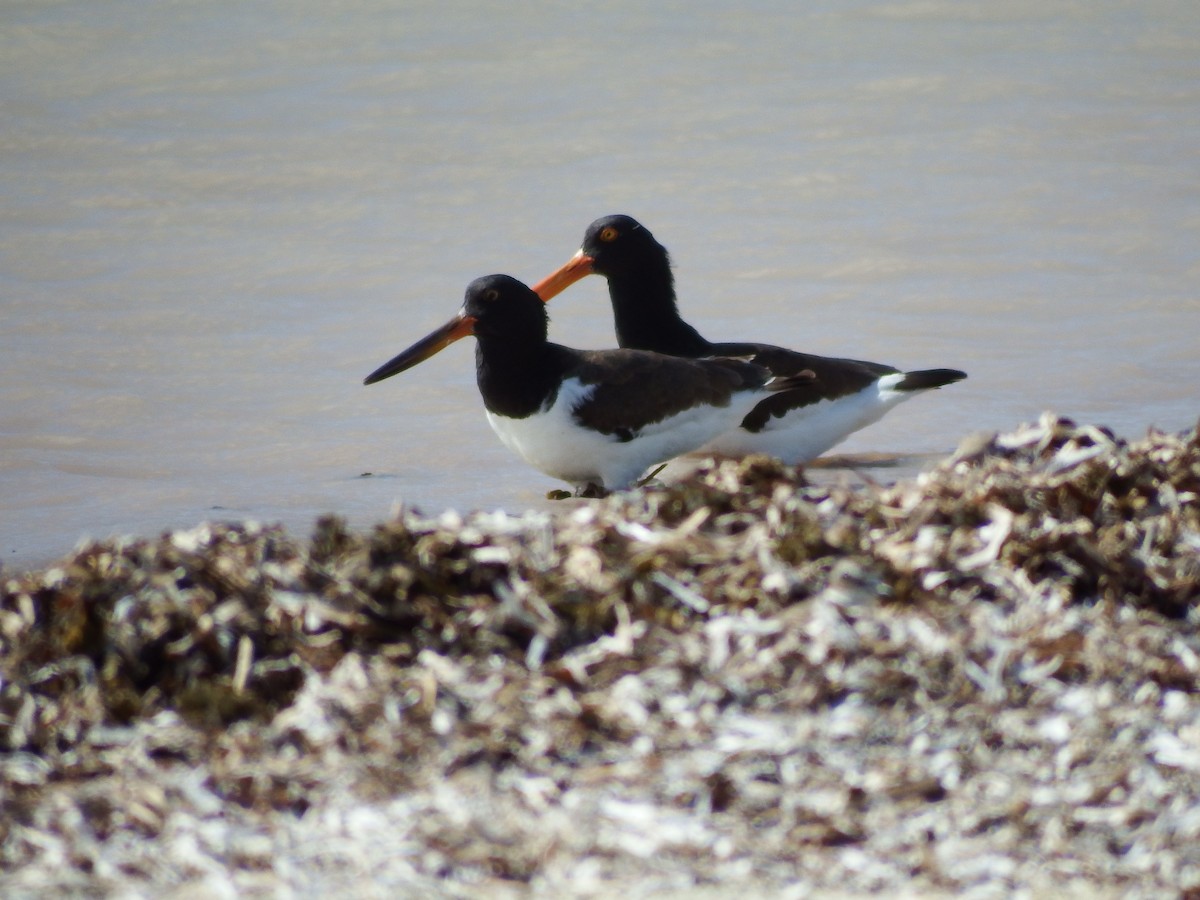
xmin=475 ymin=339 xmax=566 ymax=419
xmin=606 ymin=264 xmax=712 ymax=358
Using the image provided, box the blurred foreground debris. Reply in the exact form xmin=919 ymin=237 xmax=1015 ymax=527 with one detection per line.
xmin=2 ymin=414 xmax=1198 ymax=897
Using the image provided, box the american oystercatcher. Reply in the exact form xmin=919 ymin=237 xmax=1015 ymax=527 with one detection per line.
xmin=364 ymin=274 xmax=806 ymax=495
xmin=532 ymin=214 xmax=968 ymax=464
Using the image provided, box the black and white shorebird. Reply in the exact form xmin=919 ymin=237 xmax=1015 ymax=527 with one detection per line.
xmin=533 ymin=214 xmax=967 ymax=464
xmin=363 ymin=274 xmax=807 ymax=495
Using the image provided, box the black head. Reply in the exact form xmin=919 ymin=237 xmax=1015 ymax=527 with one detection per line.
xmin=579 ymin=214 xmax=671 ymax=279
xmin=362 ymin=274 xmax=550 ymax=386
xmin=527 ymin=215 xmax=702 ymax=356
xmin=462 ymin=274 xmax=550 ymax=345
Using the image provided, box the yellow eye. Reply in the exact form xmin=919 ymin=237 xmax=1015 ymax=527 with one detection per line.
xmin=599 ymin=226 xmax=619 ymax=242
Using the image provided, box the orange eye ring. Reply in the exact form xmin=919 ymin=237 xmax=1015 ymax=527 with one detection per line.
xmin=599 ymin=226 xmax=619 ymax=242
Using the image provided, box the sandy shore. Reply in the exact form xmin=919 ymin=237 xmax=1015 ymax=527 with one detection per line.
xmin=2 ymin=413 xmax=1198 ymax=897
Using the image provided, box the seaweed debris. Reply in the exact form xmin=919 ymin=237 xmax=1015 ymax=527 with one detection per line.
xmin=1 ymin=414 xmax=1199 ymax=897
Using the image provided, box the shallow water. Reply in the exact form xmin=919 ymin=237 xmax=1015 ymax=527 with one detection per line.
xmin=2 ymin=0 xmax=1198 ymax=571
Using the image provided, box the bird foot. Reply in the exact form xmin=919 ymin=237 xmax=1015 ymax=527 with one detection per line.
xmin=546 ymin=481 xmax=610 ymax=500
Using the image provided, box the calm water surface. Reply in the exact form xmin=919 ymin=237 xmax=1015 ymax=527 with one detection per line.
xmin=2 ymin=1 xmax=1198 ymax=570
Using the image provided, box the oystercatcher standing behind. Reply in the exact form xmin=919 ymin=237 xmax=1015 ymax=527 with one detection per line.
xmin=533 ymin=215 xmax=967 ymax=464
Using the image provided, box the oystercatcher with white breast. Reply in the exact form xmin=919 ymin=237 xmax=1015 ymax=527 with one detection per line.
xmin=532 ymin=215 xmax=967 ymax=464
xmin=364 ymin=274 xmax=804 ymax=495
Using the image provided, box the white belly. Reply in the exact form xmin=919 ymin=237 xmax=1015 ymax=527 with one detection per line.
xmin=699 ymin=373 xmax=922 ymax=463
xmin=485 ymin=377 xmax=761 ymax=490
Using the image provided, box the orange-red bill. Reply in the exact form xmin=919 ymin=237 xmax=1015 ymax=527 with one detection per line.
xmin=530 ymin=249 xmax=595 ymax=303
xmin=363 ymin=312 xmax=477 ymax=385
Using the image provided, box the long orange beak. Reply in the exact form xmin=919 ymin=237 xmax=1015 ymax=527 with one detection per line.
xmin=530 ymin=249 xmax=596 ymax=302
xmin=363 ymin=312 xmax=477 ymax=385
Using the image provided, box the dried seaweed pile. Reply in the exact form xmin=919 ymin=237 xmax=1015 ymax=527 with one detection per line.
xmin=2 ymin=414 xmax=1199 ymax=897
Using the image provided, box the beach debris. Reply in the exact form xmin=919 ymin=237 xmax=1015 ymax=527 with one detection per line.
xmin=1 ymin=414 xmax=1197 ymax=896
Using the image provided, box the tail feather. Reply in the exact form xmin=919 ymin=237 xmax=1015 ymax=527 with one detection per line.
xmin=895 ymin=368 xmax=967 ymax=392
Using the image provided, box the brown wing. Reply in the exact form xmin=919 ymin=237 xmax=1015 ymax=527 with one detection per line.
xmin=567 ymin=348 xmax=769 ymax=439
